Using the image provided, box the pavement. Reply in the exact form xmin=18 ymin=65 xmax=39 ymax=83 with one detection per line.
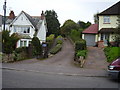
xmin=2 ymin=39 xmax=109 ymax=77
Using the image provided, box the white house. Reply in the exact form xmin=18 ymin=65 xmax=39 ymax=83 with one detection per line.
xmin=2 ymin=10 xmax=47 ymax=48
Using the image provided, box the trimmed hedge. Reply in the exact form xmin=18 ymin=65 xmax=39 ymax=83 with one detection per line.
xmin=46 ymin=34 xmax=55 ymax=49
xmin=76 ymin=50 xmax=87 ymax=59
xmin=56 ymin=35 xmax=63 ymax=45
xmin=104 ymin=47 xmax=120 ymax=62
xmin=50 ymin=44 xmax=62 ymax=54
xmin=75 ymin=39 xmax=86 ymax=51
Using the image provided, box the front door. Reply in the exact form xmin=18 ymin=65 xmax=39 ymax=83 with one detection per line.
xmin=101 ymin=34 xmax=109 ymax=46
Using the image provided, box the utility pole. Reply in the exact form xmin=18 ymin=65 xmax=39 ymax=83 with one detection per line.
xmin=3 ymin=0 xmax=6 ymax=30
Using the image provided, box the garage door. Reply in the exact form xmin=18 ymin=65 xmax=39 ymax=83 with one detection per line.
xmin=84 ymin=34 xmax=96 ymax=46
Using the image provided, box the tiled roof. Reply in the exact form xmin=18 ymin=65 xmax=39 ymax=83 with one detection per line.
xmin=22 ymin=11 xmax=43 ymax=30
xmin=82 ymin=24 xmax=98 ymax=34
xmin=98 ymin=1 xmax=120 ymax=15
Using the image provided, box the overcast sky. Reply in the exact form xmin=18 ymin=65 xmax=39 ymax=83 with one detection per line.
xmin=0 ymin=0 xmax=119 ymax=25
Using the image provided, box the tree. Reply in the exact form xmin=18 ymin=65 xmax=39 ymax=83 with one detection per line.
xmin=61 ymin=19 xmax=79 ymax=36
xmin=2 ymin=30 xmax=19 ymax=59
xmin=45 ymin=10 xmax=60 ymax=36
xmin=77 ymin=20 xmax=91 ymax=30
xmin=31 ymin=37 xmax=42 ymax=58
xmin=93 ymin=12 xmax=99 ymax=24
xmin=114 ymin=15 xmax=120 ymax=46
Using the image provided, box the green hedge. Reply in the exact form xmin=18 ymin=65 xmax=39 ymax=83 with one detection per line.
xmin=56 ymin=35 xmax=63 ymax=45
xmin=104 ymin=47 xmax=120 ymax=62
xmin=75 ymin=39 xmax=86 ymax=51
xmin=50 ymin=44 xmax=62 ymax=54
xmin=46 ymin=34 xmax=55 ymax=49
xmin=76 ymin=50 xmax=87 ymax=59
xmin=46 ymin=34 xmax=55 ymax=42
xmin=70 ymin=29 xmax=81 ymax=42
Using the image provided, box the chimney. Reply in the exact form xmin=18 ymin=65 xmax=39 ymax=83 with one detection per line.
xmin=41 ymin=11 xmax=45 ymax=20
xmin=8 ymin=11 xmax=15 ymax=19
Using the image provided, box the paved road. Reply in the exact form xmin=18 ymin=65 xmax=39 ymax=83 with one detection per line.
xmin=2 ymin=69 xmax=120 ymax=88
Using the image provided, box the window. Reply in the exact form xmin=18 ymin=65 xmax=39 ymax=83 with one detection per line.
xmin=14 ymin=26 xmax=30 ymax=34
xmin=20 ymin=40 xmax=27 ymax=47
xmin=20 ymin=40 xmax=23 ymax=47
xmin=104 ymin=16 xmax=110 ymax=23
xmin=24 ymin=41 xmax=27 ymax=46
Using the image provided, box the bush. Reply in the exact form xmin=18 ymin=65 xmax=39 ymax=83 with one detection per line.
xmin=70 ymin=29 xmax=81 ymax=42
xmin=31 ymin=37 xmax=42 ymax=58
xmin=56 ymin=35 xmax=63 ymax=44
xmin=50 ymin=44 xmax=62 ymax=54
xmin=75 ymin=39 xmax=86 ymax=51
xmin=46 ymin=34 xmax=55 ymax=42
xmin=104 ymin=47 xmax=120 ymax=62
xmin=46 ymin=34 xmax=55 ymax=49
xmin=76 ymin=50 xmax=87 ymax=58
xmin=13 ymin=47 xmax=29 ymax=61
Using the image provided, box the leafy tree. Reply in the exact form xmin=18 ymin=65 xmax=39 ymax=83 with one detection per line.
xmin=114 ymin=15 xmax=120 ymax=46
xmin=31 ymin=37 xmax=42 ymax=58
xmin=2 ymin=30 xmax=19 ymax=59
xmin=61 ymin=19 xmax=79 ymax=36
xmin=70 ymin=29 xmax=81 ymax=42
xmin=45 ymin=10 xmax=60 ymax=36
xmin=94 ymin=12 xmax=99 ymax=24
xmin=77 ymin=21 xmax=91 ymax=30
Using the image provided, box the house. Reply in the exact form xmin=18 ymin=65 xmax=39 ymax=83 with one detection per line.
xmin=2 ymin=10 xmax=47 ymax=48
xmin=97 ymin=1 xmax=120 ymax=47
xmin=82 ymin=24 xmax=98 ymax=46
xmin=82 ymin=1 xmax=120 ymax=47
xmin=0 ymin=15 xmax=2 ymax=31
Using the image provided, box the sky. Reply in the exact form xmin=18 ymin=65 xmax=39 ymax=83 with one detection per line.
xmin=0 ymin=0 xmax=119 ymax=25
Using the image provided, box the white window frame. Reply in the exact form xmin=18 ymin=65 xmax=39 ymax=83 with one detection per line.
xmin=103 ymin=16 xmax=110 ymax=23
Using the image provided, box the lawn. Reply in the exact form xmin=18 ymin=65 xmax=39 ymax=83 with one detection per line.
xmin=104 ymin=47 xmax=120 ymax=62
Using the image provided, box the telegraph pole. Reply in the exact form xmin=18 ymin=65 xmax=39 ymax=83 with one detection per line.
xmin=3 ymin=0 xmax=6 ymax=30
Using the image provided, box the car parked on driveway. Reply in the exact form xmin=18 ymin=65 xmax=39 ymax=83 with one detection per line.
xmin=108 ymin=57 xmax=120 ymax=79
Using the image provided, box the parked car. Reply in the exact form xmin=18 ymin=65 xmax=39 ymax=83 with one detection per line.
xmin=108 ymin=57 xmax=120 ymax=79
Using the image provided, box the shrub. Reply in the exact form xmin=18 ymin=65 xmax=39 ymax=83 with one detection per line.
xmin=50 ymin=44 xmax=62 ymax=54
xmin=70 ymin=29 xmax=81 ymax=42
xmin=76 ymin=50 xmax=87 ymax=59
xmin=75 ymin=39 xmax=86 ymax=51
xmin=31 ymin=37 xmax=42 ymax=58
xmin=104 ymin=47 xmax=120 ymax=62
xmin=56 ymin=35 xmax=63 ymax=44
xmin=46 ymin=34 xmax=55 ymax=49
xmin=46 ymin=34 xmax=55 ymax=42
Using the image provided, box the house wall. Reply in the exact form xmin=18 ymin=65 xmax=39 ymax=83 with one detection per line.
xmin=37 ymin=20 xmax=46 ymax=43
xmin=99 ymin=15 xmax=118 ymax=30
xmin=17 ymin=39 xmax=31 ymax=48
xmin=10 ymin=12 xmax=35 ymax=38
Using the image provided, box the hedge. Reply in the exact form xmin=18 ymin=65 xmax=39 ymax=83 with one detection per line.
xmin=75 ymin=39 xmax=86 ymax=51
xmin=46 ymin=34 xmax=55 ymax=49
xmin=56 ymin=35 xmax=63 ymax=45
xmin=104 ymin=47 xmax=120 ymax=62
xmin=50 ymin=44 xmax=62 ymax=54
xmin=76 ymin=50 xmax=87 ymax=59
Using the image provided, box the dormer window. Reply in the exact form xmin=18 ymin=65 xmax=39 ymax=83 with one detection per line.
xmin=103 ymin=16 xmax=110 ymax=24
